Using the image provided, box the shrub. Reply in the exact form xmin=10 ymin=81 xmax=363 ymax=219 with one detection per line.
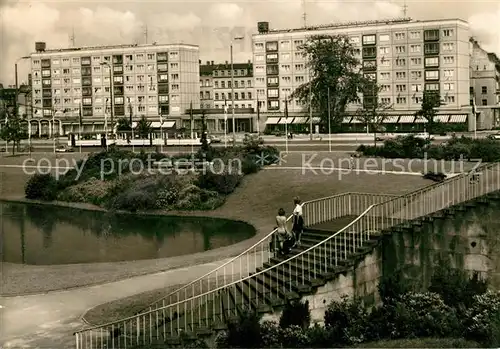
xmin=175 ymin=184 xmax=223 ymax=210
xmin=279 ymin=300 xmax=311 ymax=330
xmin=241 ymin=155 xmax=260 ymax=175
xmin=260 ymin=320 xmax=281 ymax=348
xmin=429 ymin=260 xmax=488 ymax=309
xmin=324 ymin=296 xmax=368 ymax=346
xmin=224 ymin=311 xmax=262 ymax=348
xmin=463 ymin=290 xmax=500 ymax=347
xmin=57 ymin=177 xmax=113 ymax=205
xmin=378 ymin=268 xmax=415 ymax=305
xmin=25 ymin=173 xmax=58 ymax=201
xmin=306 ymin=324 xmax=331 ymax=348
xmin=279 ymin=325 xmax=310 ymax=348
xmin=197 ymin=170 xmax=241 ymax=195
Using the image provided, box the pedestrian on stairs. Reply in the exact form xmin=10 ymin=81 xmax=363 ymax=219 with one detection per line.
xmin=292 ymin=197 xmax=304 ymax=247
xmin=276 ymin=208 xmax=290 ymax=255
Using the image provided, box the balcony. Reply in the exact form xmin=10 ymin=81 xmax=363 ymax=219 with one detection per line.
xmin=82 ymin=87 xmax=92 ymax=96
xmin=82 ymin=77 xmax=92 ymax=86
xmin=424 ymin=43 xmax=440 ymax=55
xmin=362 ymin=47 xmax=377 ymax=59
xmin=266 ymin=65 xmax=279 ymax=75
xmin=81 ymin=57 xmax=91 ymax=66
xmin=112 ymin=55 xmax=123 ymax=65
xmin=363 ymin=60 xmax=377 ymax=71
xmin=81 ymin=67 xmax=92 ymax=76
xmin=157 ymin=52 xmax=168 ymax=62
xmin=424 ymin=29 xmax=440 ymax=42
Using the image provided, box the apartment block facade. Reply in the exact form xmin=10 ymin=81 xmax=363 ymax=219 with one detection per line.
xmin=252 ymin=18 xmax=471 ymax=119
xmin=29 ymin=42 xmax=200 ymax=133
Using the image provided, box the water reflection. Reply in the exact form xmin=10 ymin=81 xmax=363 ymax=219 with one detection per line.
xmin=1 ymin=202 xmax=255 ymax=265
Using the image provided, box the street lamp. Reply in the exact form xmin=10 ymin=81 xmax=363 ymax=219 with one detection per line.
xmin=100 ymin=62 xmax=114 ymax=141
xmin=230 ymin=36 xmax=244 ymax=145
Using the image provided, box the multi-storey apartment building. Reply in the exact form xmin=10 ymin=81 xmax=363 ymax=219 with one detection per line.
xmin=29 ymin=42 xmax=200 ymax=135
xmin=252 ymin=18 xmax=472 ymax=131
xmin=469 ymin=38 xmax=500 ymax=128
xmin=192 ymin=61 xmax=256 ymax=133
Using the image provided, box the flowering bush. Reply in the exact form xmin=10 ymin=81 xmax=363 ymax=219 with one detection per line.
xmin=280 ymin=325 xmax=310 ymax=348
xmin=260 ymin=320 xmax=281 ymax=348
xmin=324 ymin=296 xmax=368 ymax=346
xmin=57 ymin=177 xmax=113 ymax=205
xmin=463 ymin=290 xmax=500 ymax=347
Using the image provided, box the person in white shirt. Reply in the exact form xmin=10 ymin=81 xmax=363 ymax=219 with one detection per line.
xmin=292 ymin=197 xmax=304 ymax=246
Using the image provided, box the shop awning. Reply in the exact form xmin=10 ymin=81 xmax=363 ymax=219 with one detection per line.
xmin=435 ymin=115 xmax=450 ymax=123
xmin=414 ymin=117 xmax=427 ymax=123
xmin=383 ymin=116 xmax=399 ymax=123
xmin=293 ymin=117 xmax=308 ymax=124
xmin=278 ymin=117 xmax=294 ymax=124
xmin=351 ymin=118 xmax=362 ymax=123
xmin=449 ymin=114 xmax=468 ymax=123
xmin=399 ymin=115 xmax=415 ymax=123
xmin=342 ymin=117 xmax=352 ymax=123
xmin=265 ymin=117 xmax=281 ymax=124
xmin=312 ymin=117 xmax=321 ymax=124
xmin=132 ymin=121 xmax=175 ymax=128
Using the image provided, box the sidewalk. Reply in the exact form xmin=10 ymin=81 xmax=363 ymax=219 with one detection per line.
xmin=0 ymin=258 xmax=233 ymax=348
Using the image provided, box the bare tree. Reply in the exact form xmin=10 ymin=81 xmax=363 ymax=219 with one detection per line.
xmin=355 ymin=84 xmax=392 ymax=146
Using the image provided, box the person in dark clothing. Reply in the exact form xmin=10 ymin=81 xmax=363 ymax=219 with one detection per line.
xmin=292 ymin=197 xmax=304 ymax=247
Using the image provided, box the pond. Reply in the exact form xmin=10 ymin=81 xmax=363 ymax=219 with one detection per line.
xmin=0 ymin=202 xmax=256 ymax=265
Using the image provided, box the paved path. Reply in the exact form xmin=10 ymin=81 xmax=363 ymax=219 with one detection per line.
xmin=0 ymin=258 xmax=233 ymax=348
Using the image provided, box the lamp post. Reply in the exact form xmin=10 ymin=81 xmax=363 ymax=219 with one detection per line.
xmin=100 ymin=62 xmax=114 ymax=141
xmin=230 ymin=36 xmax=244 ymax=145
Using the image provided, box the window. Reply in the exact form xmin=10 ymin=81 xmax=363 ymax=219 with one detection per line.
xmin=221 ymin=81 xmax=225 ymax=88
xmin=379 ymin=47 xmax=389 ymax=54
xmin=381 ymin=97 xmax=391 ymax=104
xmin=33 ymin=60 xmax=40 ymax=65
xmin=396 ymin=97 xmax=407 ymax=104
xmin=266 ymin=53 xmax=278 ymax=63
xmin=425 ymin=70 xmax=439 ymax=80
xmin=395 ymin=58 xmax=406 ymax=66
xmin=136 ymin=54 xmax=144 ymax=61
xmin=445 ymin=95 xmax=455 ymax=103
xmin=362 ymin=47 xmax=376 ymax=58
xmin=93 ymin=76 xmax=101 ymax=83
xmin=425 ymin=57 xmax=439 ymax=67
xmin=396 ymin=84 xmax=407 ymax=92
xmin=482 ymin=99 xmax=488 ymax=105
xmin=410 ymin=58 xmax=422 ymax=65
xmin=82 ymin=97 xmax=92 ymax=105
xmin=113 ymin=76 xmax=123 ymax=83
xmin=396 ymin=72 xmax=406 ymax=79
xmin=411 ymin=71 xmax=422 ymax=79
xmin=426 ymin=83 xmax=439 ymax=91
xmin=412 ymin=96 xmax=423 ymax=104
xmin=379 ymin=58 xmax=390 ymax=66
xmin=443 ymin=29 xmax=454 ymax=37
xmin=295 ymin=76 xmax=304 ymax=83
xmin=379 ymin=34 xmax=390 ymax=42
xmin=267 ymin=88 xmax=279 ymax=98
xmin=42 ymin=69 xmax=51 ymax=77
xmin=72 ymin=57 xmax=80 ymax=64
xmin=362 ymin=34 xmax=376 ymax=45
xmin=113 ymin=66 xmax=123 ymax=73
xmin=247 ymin=92 xmax=252 ymax=99
xmin=424 ymin=43 xmax=439 ymax=54
xmin=62 ymin=58 xmax=70 ymax=64
xmin=482 ymin=86 xmax=488 ymax=94
xmin=395 ymin=46 xmax=406 ymax=53
xmin=443 ymin=43 xmax=454 ymax=51
xmin=126 ymin=85 xmax=134 ymax=92
xmin=268 ymin=100 xmax=279 ymax=110
xmin=266 ymin=41 xmax=278 ymax=51
xmin=410 ymin=44 xmax=421 ymax=53
xmin=255 ymin=66 xmax=265 ymax=74
xmin=295 ymin=64 xmax=304 ymax=71
xmin=171 ymin=73 xmax=179 ymax=81
xmin=281 ymin=88 xmax=291 ymax=96
xmin=379 ymin=72 xmax=390 ymax=80
xmin=73 ymin=77 xmax=81 ymax=84
xmin=364 ymin=73 xmax=376 ymax=80
xmin=380 ymin=85 xmax=391 ymax=92
xmin=394 ymin=32 xmax=405 ymax=40
xmin=53 ymin=68 xmax=61 ymax=75
xmin=280 ymin=41 xmax=290 ymax=49
xmin=443 ymin=83 xmax=454 ymax=91
xmin=72 ymin=68 xmax=80 ymax=75
xmin=254 ymin=42 xmax=264 ymax=50
xmin=42 ymin=79 xmax=51 ymax=86
xmin=411 ymin=84 xmax=422 ymax=92
xmin=267 ymin=76 xmax=278 ymax=86
xmin=443 ymin=69 xmax=454 ymax=78
xmin=443 ymin=56 xmax=455 ymax=64
xmin=409 ymin=31 xmax=421 ymax=39
xmin=348 ymin=37 xmax=359 ymax=45
xmin=93 ymin=66 xmax=101 ymax=74
xmin=169 ymin=51 xmax=179 ymax=58
xmin=364 ymin=60 xmax=377 ymax=69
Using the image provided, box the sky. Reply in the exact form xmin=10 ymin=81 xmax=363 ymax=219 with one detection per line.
xmin=1 ymin=0 xmax=499 ymax=86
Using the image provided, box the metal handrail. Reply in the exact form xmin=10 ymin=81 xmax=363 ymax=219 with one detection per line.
xmin=75 ymin=162 xmax=498 ymax=345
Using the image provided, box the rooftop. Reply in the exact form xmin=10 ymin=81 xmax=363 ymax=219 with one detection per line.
xmin=254 ymin=17 xmax=468 ymax=35
xmin=200 ymin=62 xmax=253 ymax=76
xmin=31 ymin=42 xmax=199 ymax=55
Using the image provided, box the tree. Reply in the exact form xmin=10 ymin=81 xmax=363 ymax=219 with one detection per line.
xmin=415 ymin=90 xmax=444 ymax=136
xmin=291 ymin=34 xmax=369 ymax=128
xmin=355 ymin=84 xmax=392 ymax=146
xmin=116 ymin=117 xmax=131 ymax=132
xmin=135 ymin=115 xmax=151 ymax=139
xmin=200 ymin=109 xmax=209 ymax=153
xmin=0 ymin=113 xmax=26 ymax=154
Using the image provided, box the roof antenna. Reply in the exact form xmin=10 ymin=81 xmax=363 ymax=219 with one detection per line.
xmin=143 ymin=25 xmax=148 ymax=44
xmin=402 ymin=0 xmax=408 ymax=18
xmin=69 ymin=27 xmax=76 ymax=47
xmin=302 ymin=0 xmax=307 ymax=27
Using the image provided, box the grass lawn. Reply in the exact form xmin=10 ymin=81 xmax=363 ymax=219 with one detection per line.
xmin=1 ymin=151 xmax=432 ymax=296
xmin=355 ymin=338 xmax=481 ymax=348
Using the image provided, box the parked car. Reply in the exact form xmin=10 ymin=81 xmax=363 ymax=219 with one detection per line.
xmin=487 ymin=133 xmax=500 ymax=140
xmin=208 ymin=135 xmax=221 ymax=143
xmin=55 ymin=145 xmax=74 ymax=152
xmin=375 ymin=133 xmax=396 ymax=141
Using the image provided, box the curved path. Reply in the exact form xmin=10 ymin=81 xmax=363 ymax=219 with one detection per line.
xmin=1 ymin=154 xmax=448 ymax=348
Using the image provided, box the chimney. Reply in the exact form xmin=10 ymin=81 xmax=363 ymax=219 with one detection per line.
xmin=211 ymin=60 xmax=214 ymax=65
xmin=199 ymin=59 xmax=201 ymax=64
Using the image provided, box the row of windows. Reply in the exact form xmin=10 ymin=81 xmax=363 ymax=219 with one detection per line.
xmin=213 ymin=69 xmax=250 ymax=77
xmin=200 ymin=79 xmax=253 ymax=88
xmin=32 ymin=51 xmax=179 ymax=66
xmin=213 ymin=103 xmax=253 ymax=109
xmin=471 ymin=86 xmax=491 ymax=95
xmin=213 ymin=92 xmax=253 ymax=100
xmin=35 ymin=94 xmax=175 ymax=106
xmin=254 ymin=29 xmax=455 ymax=52
xmin=32 ymin=73 xmax=180 ymax=86
xmin=33 ymin=63 xmax=174 ymax=78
